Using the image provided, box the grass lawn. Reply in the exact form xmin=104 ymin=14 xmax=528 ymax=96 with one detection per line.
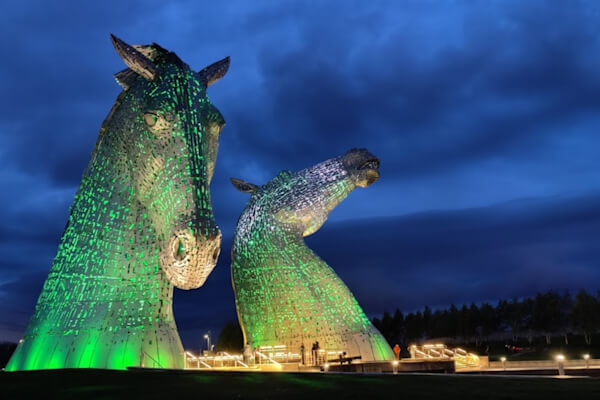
xmin=1 ymin=369 xmax=599 ymax=399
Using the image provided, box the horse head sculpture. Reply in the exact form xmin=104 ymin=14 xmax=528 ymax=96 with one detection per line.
xmin=230 ymin=149 xmax=395 ymax=362
xmin=6 ymin=35 xmax=229 ymax=370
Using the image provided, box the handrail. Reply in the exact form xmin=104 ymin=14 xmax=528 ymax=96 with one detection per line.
xmin=141 ymin=350 xmax=164 ymax=368
xmin=255 ymin=351 xmax=282 ymax=367
xmin=410 ymin=344 xmax=480 ymax=368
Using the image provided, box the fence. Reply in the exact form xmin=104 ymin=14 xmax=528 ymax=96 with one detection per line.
xmin=488 ymin=358 xmax=600 ymax=370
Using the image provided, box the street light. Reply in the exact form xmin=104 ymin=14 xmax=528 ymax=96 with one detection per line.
xmin=500 ymin=357 xmax=506 ymax=371
xmin=583 ymin=354 xmax=590 ymax=369
xmin=392 ymin=360 xmax=399 ymax=375
xmin=204 ymin=333 xmax=211 ymax=354
xmin=555 ymin=354 xmax=565 ymax=376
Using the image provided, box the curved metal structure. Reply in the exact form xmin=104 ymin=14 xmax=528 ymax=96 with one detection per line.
xmin=6 ymin=35 xmax=229 ymax=370
xmin=231 ymin=149 xmax=394 ymax=362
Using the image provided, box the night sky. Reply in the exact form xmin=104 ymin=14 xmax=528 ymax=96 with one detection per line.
xmin=1 ymin=1 xmax=600 ymax=350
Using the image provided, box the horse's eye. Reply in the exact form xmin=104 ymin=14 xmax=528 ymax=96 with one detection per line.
xmin=144 ymin=113 xmax=158 ymax=127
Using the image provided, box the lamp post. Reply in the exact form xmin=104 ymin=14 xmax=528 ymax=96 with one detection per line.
xmin=500 ymin=357 xmax=506 ymax=371
xmin=392 ymin=360 xmax=399 ymax=375
xmin=204 ymin=333 xmax=211 ymax=354
xmin=583 ymin=354 xmax=590 ymax=369
xmin=555 ymin=354 xmax=565 ymax=376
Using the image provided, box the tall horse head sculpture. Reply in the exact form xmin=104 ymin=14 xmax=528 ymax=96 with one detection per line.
xmin=6 ymin=35 xmax=229 ymax=370
xmin=230 ymin=149 xmax=395 ymax=362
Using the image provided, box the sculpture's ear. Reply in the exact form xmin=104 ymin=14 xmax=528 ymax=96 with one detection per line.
xmin=111 ymin=34 xmax=157 ymax=81
xmin=113 ymin=42 xmax=162 ymax=90
xmin=198 ymin=57 xmax=230 ymax=87
xmin=230 ymin=178 xmax=259 ymax=194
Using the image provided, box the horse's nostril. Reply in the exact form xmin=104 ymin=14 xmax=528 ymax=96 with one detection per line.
xmin=212 ymin=247 xmax=220 ymax=261
xmin=174 ymin=239 xmax=186 ymax=260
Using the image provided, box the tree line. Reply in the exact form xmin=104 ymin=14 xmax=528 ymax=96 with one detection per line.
xmin=372 ymin=289 xmax=600 ymax=347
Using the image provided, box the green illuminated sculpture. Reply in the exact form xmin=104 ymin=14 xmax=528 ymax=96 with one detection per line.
xmin=231 ymin=149 xmax=395 ymax=362
xmin=6 ymin=35 xmax=229 ymax=370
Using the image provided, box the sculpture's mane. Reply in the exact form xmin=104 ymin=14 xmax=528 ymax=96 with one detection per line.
xmin=233 ymin=170 xmax=298 ymax=245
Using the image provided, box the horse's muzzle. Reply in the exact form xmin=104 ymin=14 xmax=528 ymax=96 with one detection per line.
xmin=160 ymin=228 xmax=222 ymax=289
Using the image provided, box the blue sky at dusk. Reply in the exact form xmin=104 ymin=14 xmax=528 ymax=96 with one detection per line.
xmin=1 ymin=0 xmax=600 ymax=348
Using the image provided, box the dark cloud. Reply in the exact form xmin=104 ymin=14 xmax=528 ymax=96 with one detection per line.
xmin=223 ymin=0 xmax=600 ymax=181
xmin=3 ymin=0 xmax=600 ymax=203
xmin=307 ymin=193 xmax=600 ymax=315
xmin=0 ymin=0 xmax=175 ymax=188
xmin=0 ymin=270 xmax=48 ymax=340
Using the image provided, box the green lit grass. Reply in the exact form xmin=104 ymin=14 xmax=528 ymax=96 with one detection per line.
xmin=2 ymin=369 xmax=599 ymax=399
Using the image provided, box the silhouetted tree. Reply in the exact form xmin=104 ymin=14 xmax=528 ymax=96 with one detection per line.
xmin=428 ymin=310 xmax=446 ymax=338
xmin=559 ymin=291 xmax=573 ymax=344
xmin=479 ymin=303 xmax=497 ymax=338
xmin=496 ymin=299 xmax=522 ymax=339
xmin=371 ymin=288 xmax=600 ymax=348
xmin=572 ymin=289 xmax=599 ymax=344
xmin=381 ymin=311 xmax=394 ymax=343
xmin=458 ymin=305 xmax=471 ymax=339
xmin=448 ymin=304 xmax=459 ymax=338
xmin=404 ymin=312 xmax=424 ymax=343
xmin=468 ymin=303 xmax=482 ymax=344
xmin=520 ymin=297 xmax=534 ymax=343
xmin=422 ymin=306 xmax=431 ymax=337
xmin=392 ymin=309 xmax=405 ymax=344
xmin=533 ymin=292 xmax=562 ymax=344
xmin=216 ymin=321 xmax=244 ymax=352
xmin=0 ymin=342 xmax=17 ymax=369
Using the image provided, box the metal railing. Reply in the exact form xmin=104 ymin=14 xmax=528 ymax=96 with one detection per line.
xmin=489 ymin=358 xmax=600 ymax=370
xmin=409 ymin=343 xmax=480 ymax=368
xmin=184 ymin=344 xmax=347 ymax=369
xmin=140 ymin=350 xmax=164 ymax=368
xmin=185 ymin=351 xmax=249 ymax=369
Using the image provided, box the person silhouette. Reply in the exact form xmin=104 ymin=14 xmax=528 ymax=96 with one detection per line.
xmin=393 ymin=344 xmax=401 ymax=360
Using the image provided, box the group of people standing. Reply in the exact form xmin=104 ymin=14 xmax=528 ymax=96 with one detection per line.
xmin=242 ymin=341 xmax=324 ymax=366
xmin=243 ymin=342 xmax=403 ymax=367
xmin=299 ymin=341 xmax=322 ymax=366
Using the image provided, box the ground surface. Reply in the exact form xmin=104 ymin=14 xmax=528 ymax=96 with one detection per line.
xmin=1 ymin=369 xmax=599 ymax=399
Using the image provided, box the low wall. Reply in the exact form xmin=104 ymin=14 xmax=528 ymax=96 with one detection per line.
xmin=487 ymin=358 xmax=600 ymax=370
xmin=328 ymin=360 xmax=455 ymax=374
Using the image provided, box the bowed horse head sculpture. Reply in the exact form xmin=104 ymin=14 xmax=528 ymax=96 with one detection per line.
xmin=6 ymin=35 xmax=229 ymax=370
xmin=110 ymin=34 xmax=228 ymax=287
